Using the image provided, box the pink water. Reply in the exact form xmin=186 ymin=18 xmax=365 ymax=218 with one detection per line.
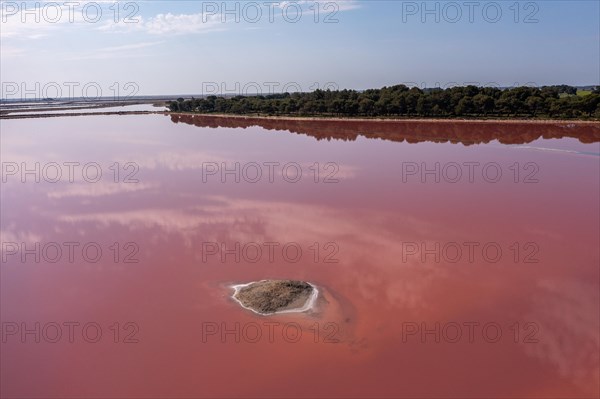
xmin=1 ymin=115 xmax=599 ymax=398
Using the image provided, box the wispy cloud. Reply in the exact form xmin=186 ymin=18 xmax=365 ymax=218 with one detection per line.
xmin=66 ymin=40 xmax=165 ymax=60
xmin=0 ymin=45 xmax=26 ymax=58
xmin=99 ymin=12 xmax=224 ymax=36
xmin=1 ymin=10 xmax=61 ymax=39
xmin=99 ymin=1 xmax=361 ymax=36
xmin=143 ymin=12 xmax=223 ymax=35
xmin=98 ymin=41 xmax=165 ymax=52
xmin=280 ymin=0 xmax=362 ymax=12
xmin=0 ymin=2 xmax=104 ymax=39
xmin=1 ymin=1 xmax=361 ymax=41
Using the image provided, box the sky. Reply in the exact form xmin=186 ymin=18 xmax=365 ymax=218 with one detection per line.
xmin=0 ymin=0 xmax=599 ymax=98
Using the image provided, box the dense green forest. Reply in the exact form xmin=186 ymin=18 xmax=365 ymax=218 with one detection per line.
xmin=169 ymin=85 xmax=600 ymax=119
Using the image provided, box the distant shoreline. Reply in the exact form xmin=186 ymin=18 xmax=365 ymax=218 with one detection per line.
xmin=2 ymin=109 xmax=599 ymax=125
xmin=168 ymin=112 xmax=600 ymax=125
xmin=0 ymin=111 xmax=164 ymax=119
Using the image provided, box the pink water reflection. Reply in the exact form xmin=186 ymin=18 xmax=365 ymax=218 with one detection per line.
xmin=1 ymin=115 xmax=598 ymax=398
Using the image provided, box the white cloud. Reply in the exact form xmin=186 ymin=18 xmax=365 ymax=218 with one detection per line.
xmin=66 ymin=40 xmax=165 ymax=60
xmin=0 ymin=45 xmax=26 ymax=58
xmin=97 ymin=1 xmax=361 ymax=36
xmin=99 ymin=41 xmax=165 ymax=52
xmin=143 ymin=12 xmax=223 ymax=35
xmin=98 ymin=12 xmax=224 ymax=36
xmin=0 ymin=2 xmax=101 ymax=39
xmin=280 ymin=0 xmax=362 ymax=12
xmin=1 ymin=10 xmax=59 ymax=39
xmin=1 ymin=1 xmax=361 ymax=41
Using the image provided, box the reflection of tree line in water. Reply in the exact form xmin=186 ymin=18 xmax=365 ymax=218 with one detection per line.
xmin=169 ymin=114 xmax=600 ymax=145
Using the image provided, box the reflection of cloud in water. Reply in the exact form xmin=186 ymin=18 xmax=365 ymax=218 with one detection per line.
xmin=54 ymin=196 xmax=429 ymax=250
xmin=134 ymin=150 xmax=231 ymax=171
xmin=132 ymin=150 xmax=360 ymax=179
xmin=47 ymin=182 xmax=158 ymax=199
xmin=509 ymin=145 xmax=600 ymax=156
xmin=526 ymin=279 xmax=600 ymax=392
xmin=52 ymin=194 xmax=449 ymax=311
xmin=0 ymin=228 xmax=42 ymax=254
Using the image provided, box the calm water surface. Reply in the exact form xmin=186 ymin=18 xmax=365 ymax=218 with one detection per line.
xmin=1 ymin=115 xmax=599 ymax=398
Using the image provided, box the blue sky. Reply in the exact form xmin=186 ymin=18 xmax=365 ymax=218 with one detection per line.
xmin=1 ymin=1 xmax=598 ymax=98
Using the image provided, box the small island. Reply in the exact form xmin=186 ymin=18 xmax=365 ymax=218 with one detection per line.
xmin=232 ymin=280 xmax=318 ymax=315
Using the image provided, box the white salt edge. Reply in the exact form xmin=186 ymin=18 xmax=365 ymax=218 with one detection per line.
xmin=230 ymin=280 xmax=319 ymax=316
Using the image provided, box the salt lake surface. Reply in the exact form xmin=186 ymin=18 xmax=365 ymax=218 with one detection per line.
xmin=1 ymin=114 xmax=599 ymax=398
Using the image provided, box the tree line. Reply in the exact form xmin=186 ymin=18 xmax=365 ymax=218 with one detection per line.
xmin=168 ymin=85 xmax=600 ymax=119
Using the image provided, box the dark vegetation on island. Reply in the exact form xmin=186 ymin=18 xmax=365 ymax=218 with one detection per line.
xmin=169 ymin=85 xmax=600 ymax=120
xmin=234 ymin=280 xmax=314 ymax=314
